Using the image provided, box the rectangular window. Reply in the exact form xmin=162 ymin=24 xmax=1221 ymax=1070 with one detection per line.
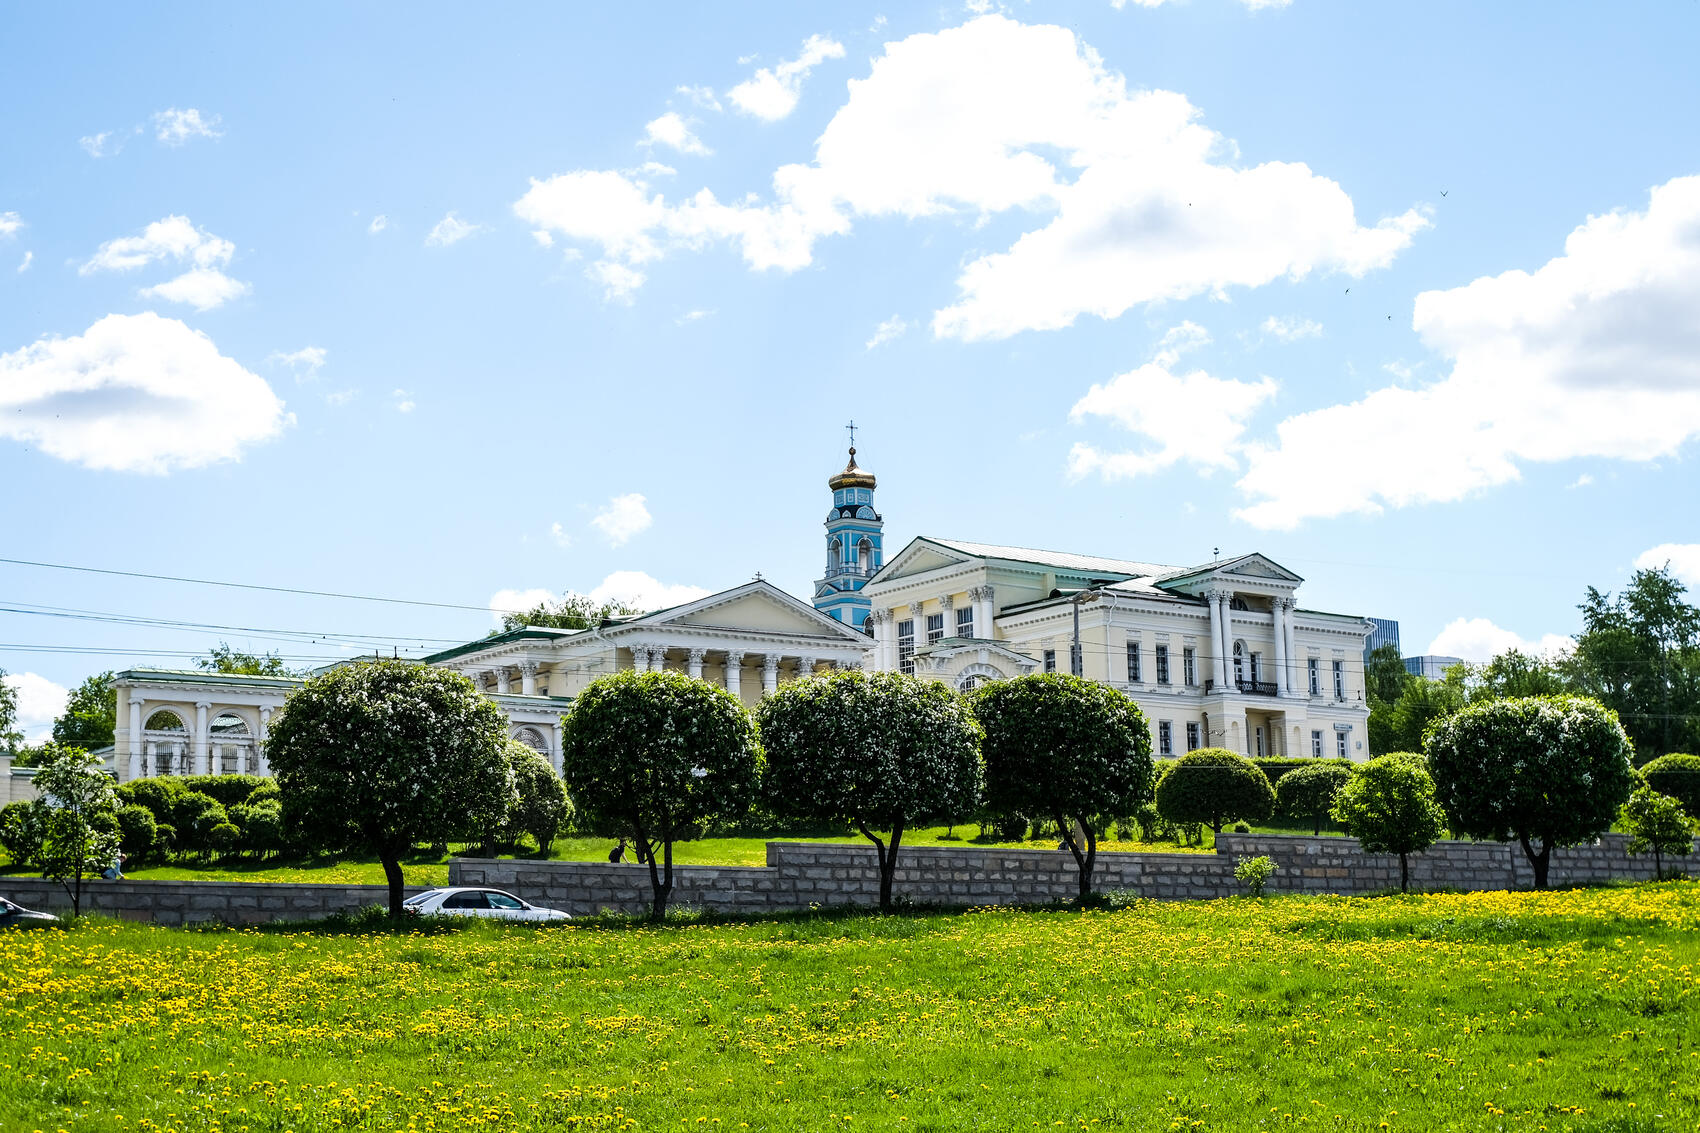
xmin=1337 ymin=729 xmax=1349 ymax=759
xmin=1155 ymin=644 xmax=1171 ymax=685
xmin=1308 ymin=658 xmax=1320 ymax=696
xmin=1185 ymin=721 xmax=1200 ymax=751
xmin=926 ymin=613 xmax=945 ymax=644
xmin=1126 ymin=641 xmax=1142 ymax=683
xmin=1183 ymin=647 xmax=1196 ymax=687
xmin=956 ymin=607 xmax=974 ymax=639
xmin=1312 ymin=730 xmax=1323 ymax=758
xmin=1249 ymin=652 xmax=1261 ymax=685
xmin=1333 ymin=659 xmax=1345 ymax=699
xmin=1043 ymin=649 xmax=1057 ymax=673
xmin=897 ymin=619 xmax=915 ymax=676
xmin=1255 ymin=726 xmax=1265 ymax=759
xmin=1158 ymin=721 xmax=1173 ymax=756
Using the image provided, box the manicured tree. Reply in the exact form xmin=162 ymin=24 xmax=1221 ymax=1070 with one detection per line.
xmin=1426 ymin=695 xmax=1637 ymax=889
xmin=1639 ymin=754 xmax=1700 ymax=820
xmin=266 ymin=660 xmax=514 ymax=917
xmin=561 ymin=670 xmax=761 ymax=920
xmin=172 ymin=792 xmax=230 ymax=859
xmin=1154 ymin=748 xmax=1275 ymax=834
xmin=1330 ymin=754 xmax=1447 ymax=892
xmin=33 ymin=746 xmax=121 ymax=915
xmin=972 ymin=673 xmax=1151 ymax=902
xmin=759 ymin=670 xmax=982 ymax=911
xmin=1276 ymin=762 xmax=1354 ymax=836
xmin=506 ymin=740 xmax=573 ymax=856
xmin=1620 ymin=786 xmax=1697 ymax=880
xmin=116 ymin=804 xmax=158 ymax=865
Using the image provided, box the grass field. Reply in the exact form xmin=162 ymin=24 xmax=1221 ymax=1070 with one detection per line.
xmin=4 ymin=884 xmax=1698 ymax=1132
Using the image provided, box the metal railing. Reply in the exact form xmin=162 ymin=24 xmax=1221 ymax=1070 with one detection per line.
xmin=1203 ymin=678 xmax=1280 ymax=697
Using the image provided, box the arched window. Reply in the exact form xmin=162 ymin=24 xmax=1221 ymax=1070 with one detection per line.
xmin=861 ymin=614 xmax=874 ymax=636
xmin=858 ymin=537 xmax=874 ymax=574
xmin=1233 ymin=640 xmax=1244 ymax=686
xmin=828 ymin=537 xmax=842 ymax=571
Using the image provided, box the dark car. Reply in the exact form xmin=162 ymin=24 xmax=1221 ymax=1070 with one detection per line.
xmin=0 ymin=896 xmax=61 ymax=929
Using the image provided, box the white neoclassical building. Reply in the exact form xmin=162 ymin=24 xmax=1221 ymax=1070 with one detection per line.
xmin=861 ymin=537 xmax=1374 ymax=761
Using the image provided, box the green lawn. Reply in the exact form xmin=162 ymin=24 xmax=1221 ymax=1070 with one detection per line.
xmin=4 ymin=883 xmax=1697 ymax=1131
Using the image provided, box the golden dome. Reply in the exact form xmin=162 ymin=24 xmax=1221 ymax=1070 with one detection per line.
xmin=829 ymin=447 xmax=877 ymax=490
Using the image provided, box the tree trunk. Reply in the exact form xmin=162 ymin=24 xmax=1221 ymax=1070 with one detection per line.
xmin=858 ymin=820 xmax=903 ymax=910
xmin=1057 ymin=813 xmax=1096 ymax=902
xmin=636 ymin=820 xmax=672 ymax=922
xmin=1517 ymin=834 xmax=1551 ymax=889
xmin=1654 ymin=846 xmax=1663 ymax=880
xmin=381 ymin=854 xmax=405 ymax=918
xmin=1399 ymin=851 xmax=1409 ymax=893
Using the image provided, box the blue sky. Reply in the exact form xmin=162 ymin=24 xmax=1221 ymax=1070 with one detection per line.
xmin=5 ymin=1 xmax=1700 ymax=735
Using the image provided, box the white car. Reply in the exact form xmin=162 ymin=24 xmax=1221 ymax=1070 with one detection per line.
xmin=403 ymin=887 xmax=569 ymax=922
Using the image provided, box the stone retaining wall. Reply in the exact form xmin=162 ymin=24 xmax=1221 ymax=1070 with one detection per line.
xmin=0 ymin=876 xmax=424 ymax=925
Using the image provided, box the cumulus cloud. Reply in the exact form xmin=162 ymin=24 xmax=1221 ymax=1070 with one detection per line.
xmin=81 ymin=215 xmax=235 ymax=272
xmin=488 ymin=588 xmax=559 ymax=624
xmin=2 ymin=671 xmax=68 ymax=742
xmin=728 ymin=34 xmax=846 ymax=121
xmin=0 ymin=211 xmax=22 ymax=238
xmin=1635 ymin=543 xmax=1700 ymax=589
xmin=79 ymin=131 xmax=115 ymax=157
xmin=676 ymin=85 xmax=722 ymax=112
xmin=368 ymin=215 xmax=388 ymax=234
xmin=515 ymin=16 xmax=1419 ymax=327
xmin=865 ymin=315 xmax=909 ymax=349
xmin=0 ymin=312 xmax=291 ymax=473
xmin=1426 ymin=618 xmax=1572 ymax=663
xmin=589 ymin=571 xmax=709 ymax=610
xmin=425 ymin=212 xmax=482 ymax=247
xmin=643 ymin=112 xmax=711 ymax=156
xmin=1068 ymin=324 xmax=1277 ymax=480
xmin=1236 ymin=175 xmax=1700 ymax=530
xmin=1261 ymin=315 xmax=1323 ymax=342
xmin=17 ymin=251 xmax=31 ymax=273
xmin=269 ymin=346 xmax=327 ymax=380
xmin=138 ymin=267 xmax=251 ymax=311
xmin=152 ymin=107 xmax=222 ymax=145
xmin=591 ymin=493 xmax=653 ymax=547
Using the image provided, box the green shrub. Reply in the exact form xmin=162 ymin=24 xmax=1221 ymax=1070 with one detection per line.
xmin=505 ymin=742 xmax=573 ymax=856
xmin=1331 ymin=753 xmax=1447 ymax=892
xmin=1620 ymin=786 xmax=1697 ymax=879
xmin=0 ymin=799 xmax=45 ymax=867
xmin=153 ymin=822 xmax=179 ymax=854
xmin=1155 ymin=749 xmax=1276 ymax=833
xmin=1229 ymin=821 xmax=1252 ymax=834
xmin=116 ymin=804 xmax=158 ymax=863
xmin=1640 ymin=754 xmax=1700 ymax=820
xmin=116 ymin=777 xmax=184 ymax=827
xmin=1276 ymin=762 xmax=1354 ymax=835
xmin=230 ymin=798 xmax=285 ymax=858
xmin=986 ymin=812 xmax=1027 ymax=841
xmin=178 ymin=774 xmax=269 ymax=808
xmin=1253 ymin=757 xmax=1350 ymax=786
xmin=172 ymin=791 xmax=231 ymax=857
xmin=208 ymin=821 xmax=241 ymax=857
xmin=1234 ymin=854 xmax=1276 ymax=897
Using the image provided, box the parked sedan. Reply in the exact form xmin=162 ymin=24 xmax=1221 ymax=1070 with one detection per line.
xmin=0 ymin=896 xmax=61 ymax=929
xmin=402 ymin=887 xmax=569 ymax=922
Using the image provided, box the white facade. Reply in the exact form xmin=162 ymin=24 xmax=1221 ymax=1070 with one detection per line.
xmin=861 ymin=537 xmax=1374 ymax=761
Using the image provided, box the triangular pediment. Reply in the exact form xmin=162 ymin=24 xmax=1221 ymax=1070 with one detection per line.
xmin=867 ymin=538 xmax=975 ymax=584
xmin=1219 ymin=553 xmax=1303 ymax=583
xmin=635 ymin=580 xmax=866 ymax=642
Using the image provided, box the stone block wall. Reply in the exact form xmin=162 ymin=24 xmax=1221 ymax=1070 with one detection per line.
xmin=0 ymin=876 xmax=423 ymax=925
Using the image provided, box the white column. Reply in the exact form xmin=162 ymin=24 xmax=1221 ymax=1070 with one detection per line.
xmin=762 ymin=654 xmax=781 ymax=695
xmin=519 ymin=661 xmax=539 ymax=696
xmin=687 ymin=649 xmax=705 ymax=680
xmin=494 ymin=668 xmax=511 ymax=694
xmin=257 ymin=707 xmax=271 ymax=776
xmin=938 ymin=595 xmax=954 ymax=641
xmin=1207 ymin=591 xmax=1225 ymax=687
xmin=650 ymin=645 xmax=668 ymax=673
xmin=1284 ymin=606 xmax=1297 ymax=694
xmin=194 ymin=702 xmax=211 ymax=776
xmin=1272 ymin=599 xmax=1290 ymax=696
xmin=127 ymin=697 xmax=144 ymax=780
xmin=548 ymin=721 xmax=563 ymax=776
xmin=725 ymin=652 xmax=744 ymax=697
xmin=870 ymin=610 xmax=889 ymax=670
xmin=1217 ymin=591 xmax=1234 ymax=689
xmin=798 ymin=655 xmax=817 ymax=678
xmin=978 ymin=586 xmax=996 ymax=641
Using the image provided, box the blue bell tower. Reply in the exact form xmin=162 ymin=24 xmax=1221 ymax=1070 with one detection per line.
xmin=813 ymin=426 xmax=883 ymax=632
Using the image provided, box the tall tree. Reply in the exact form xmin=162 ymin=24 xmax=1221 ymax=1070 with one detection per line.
xmin=52 ymin=671 xmax=117 ymax=751
xmin=1386 ymin=671 xmax=1468 ymax=754
xmin=33 ymin=746 xmax=121 ymax=916
xmin=196 ymin=643 xmax=303 ymax=677
xmin=1365 ymin=642 xmax=1413 ymax=756
xmin=972 ymin=673 xmax=1151 ymax=902
xmin=1472 ymin=648 xmax=1572 ymax=703
xmin=265 ymin=661 xmax=513 ymax=916
xmin=0 ymin=667 xmax=21 ymax=754
xmin=1568 ymin=566 xmax=1700 ymax=761
xmin=562 ymin=670 xmax=762 ymax=920
xmin=496 ymin=594 xmax=641 ymax=634
xmin=760 ymin=670 xmax=982 ymax=911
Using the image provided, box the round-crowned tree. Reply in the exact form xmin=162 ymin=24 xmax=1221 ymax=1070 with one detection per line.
xmin=1640 ymin=754 xmax=1700 ymax=821
xmin=1276 ymin=762 xmax=1354 ymax=836
xmin=266 ymin=660 xmax=513 ymax=917
xmin=1426 ymin=695 xmax=1636 ymax=889
xmin=561 ymin=670 xmax=760 ymax=920
xmin=759 ymin=670 xmax=982 ymax=910
xmin=1155 ymin=749 xmax=1275 ymax=834
xmin=1330 ymin=753 xmax=1447 ymax=892
xmin=1619 ymin=786 xmax=1697 ymax=880
xmin=505 ymin=740 xmax=573 ymax=856
xmin=972 ymin=673 xmax=1152 ymax=902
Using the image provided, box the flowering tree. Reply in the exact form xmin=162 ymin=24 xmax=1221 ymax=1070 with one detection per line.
xmin=1330 ymin=753 xmax=1447 ymax=892
xmin=759 ymin=670 xmax=982 ymax=910
xmin=266 ymin=661 xmax=513 ymax=917
xmin=33 ymin=746 xmax=120 ymax=916
xmin=972 ymin=673 xmax=1151 ymax=902
xmin=1426 ymin=696 xmax=1636 ymax=889
xmin=1155 ymin=749 xmax=1275 ymax=834
xmin=505 ymin=740 xmax=573 ymax=856
xmin=561 ymin=670 xmax=760 ymax=920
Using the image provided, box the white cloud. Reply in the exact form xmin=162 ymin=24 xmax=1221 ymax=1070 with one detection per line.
xmin=269 ymin=346 xmax=327 ymax=380
xmin=676 ymin=308 xmax=713 ymax=324
xmin=1567 ymin=473 xmax=1593 ymax=489
xmin=676 ymin=85 xmax=723 ymax=112
xmin=392 ymin=388 xmax=415 ymax=413
xmin=588 ymin=570 xmax=709 ymax=611
xmin=81 ymin=215 xmax=236 ymax=275
xmin=368 ymin=215 xmax=388 ymax=234
xmin=0 ymin=312 xmax=290 ymax=474
xmin=0 ymin=211 xmax=22 ymax=238
xmin=643 ymin=112 xmax=711 ymax=156
xmin=425 ymin=212 xmax=482 ymax=247
xmin=865 ymin=314 xmax=909 ymax=349
xmin=516 ymin=16 xmax=1420 ymax=322
xmin=1153 ymin=319 xmax=1210 ymax=366
xmin=588 ymin=259 xmax=646 ymax=300
xmin=1261 ymin=315 xmax=1323 ymax=342
xmin=728 ymin=33 xmax=846 ymax=121
xmin=152 ymin=107 xmax=222 ymax=145
xmin=1236 ymin=175 xmax=1700 ymax=530
xmin=1635 ymin=543 xmax=1700 ymax=589
xmin=591 ymin=493 xmax=652 ymax=546
xmin=550 ymin=522 xmax=573 ymax=549
xmin=324 ymin=388 xmax=356 ymax=407
xmin=79 ymin=131 xmax=115 ymax=157
xmin=488 ymin=588 xmax=559 ymax=624
xmin=138 ymin=267 xmax=251 ymax=311
xmin=17 ymin=251 xmax=31 ymax=273
xmin=531 ymin=229 xmax=554 ymax=248
xmin=1426 ymin=617 xmax=1572 ymax=663
xmin=2 ymin=672 xmax=68 ymax=741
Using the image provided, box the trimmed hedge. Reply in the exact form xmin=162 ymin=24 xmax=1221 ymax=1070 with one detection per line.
xmin=1254 ymin=757 xmax=1353 ymax=786
xmin=1155 ymin=749 xmax=1276 ymax=833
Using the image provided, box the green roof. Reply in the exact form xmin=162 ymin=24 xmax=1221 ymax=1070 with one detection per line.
xmin=115 ymin=668 xmax=302 ymax=690
xmin=420 ymin=626 xmax=581 ymax=665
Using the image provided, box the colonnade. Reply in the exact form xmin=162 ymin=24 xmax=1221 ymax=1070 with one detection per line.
xmin=123 ymin=698 xmax=271 ymax=781
xmin=1205 ymin=591 xmax=1296 ymax=695
xmin=626 ymin=643 xmax=836 ymax=696
xmin=868 ymin=585 xmax=995 ymax=671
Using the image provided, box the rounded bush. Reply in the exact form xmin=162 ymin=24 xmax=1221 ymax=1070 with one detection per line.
xmin=1276 ymin=762 xmax=1354 ymax=835
xmin=1154 ymin=748 xmax=1275 ymax=833
xmin=117 ymin=804 xmax=158 ymax=863
xmin=1640 ymin=754 xmax=1700 ymax=820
